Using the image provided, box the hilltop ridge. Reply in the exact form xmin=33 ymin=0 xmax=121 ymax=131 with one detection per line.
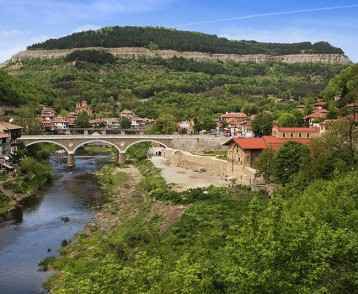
xmin=28 ymin=26 xmax=344 ymax=56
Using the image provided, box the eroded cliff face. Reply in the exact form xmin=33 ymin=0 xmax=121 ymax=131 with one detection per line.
xmin=10 ymin=47 xmax=351 ymax=65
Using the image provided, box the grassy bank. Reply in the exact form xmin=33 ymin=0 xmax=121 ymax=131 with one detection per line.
xmin=45 ymin=144 xmax=358 ymax=293
xmin=0 ymin=145 xmax=54 ymax=222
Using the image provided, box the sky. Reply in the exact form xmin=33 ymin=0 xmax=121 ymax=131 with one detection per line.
xmin=0 ymin=0 xmax=357 ymax=62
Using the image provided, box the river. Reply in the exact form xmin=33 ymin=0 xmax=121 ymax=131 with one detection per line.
xmin=0 ymin=156 xmax=108 ymax=294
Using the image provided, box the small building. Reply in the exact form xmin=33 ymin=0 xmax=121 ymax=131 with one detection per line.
xmin=120 ymin=110 xmax=135 ymax=120
xmin=225 ymin=136 xmax=311 ymax=168
xmin=305 ymin=100 xmax=329 ymax=126
xmin=177 ymin=120 xmax=195 ymax=134
xmin=75 ymin=100 xmax=92 ymax=116
xmin=217 ymin=112 xmax=252 ymax=137
xmin=0 ymin=133 xmax=10 ymax=155
xmin=52 ymin=117 xmax=70 ymax=130
xmin=272 ymin=125 xmax=321 ymax=139
xmin=40 ymin=107 xmax=56 ymax=130
xmin=0 ymin=122 xmax=23 ymax=153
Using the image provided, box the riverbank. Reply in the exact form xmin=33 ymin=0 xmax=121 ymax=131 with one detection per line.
xmin=0 ymin=156 xmax=104 ymax=294
xmin=0 ymin=157 xmax=54 ymax=223
xmin=43 ymin=153 xmax=257 ymax=293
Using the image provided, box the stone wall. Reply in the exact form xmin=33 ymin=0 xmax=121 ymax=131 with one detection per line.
xmin=170 ymin=136 xmax=228 ymax=153
xmin=10 ymin=47 xmax=351 ymax=65
xmin=163 ymin=148 xmax=265 ymax=187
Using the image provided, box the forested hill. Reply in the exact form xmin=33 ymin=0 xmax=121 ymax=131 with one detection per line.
xmin=28 ymin=26 xmax=344 ymax=55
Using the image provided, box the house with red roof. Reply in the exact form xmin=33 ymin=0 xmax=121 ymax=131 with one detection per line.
xmin=217 ymin=112 xmax=253 ymax=137
xmin=225 ymin=133 xmax=312 ymax=168
xmin=272 ymin=125 xmax=321 ymax=139
xmin=305 ymin=100 xmax=329 ymax=126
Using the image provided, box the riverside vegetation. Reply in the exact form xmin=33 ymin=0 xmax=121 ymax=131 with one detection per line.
xmin=0 ymin=144 xmax=54 ymax=220
xmin=43 ymin=136 xmax=358 ymax=293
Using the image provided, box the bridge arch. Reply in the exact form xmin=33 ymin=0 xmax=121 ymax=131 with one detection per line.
xmin=73 ymin=140 xmax=122 ymax=154
xmin=123 ymin=140 xmax=169 ymax=153
xmin=25 ymin=140 xmax=70 ymax=154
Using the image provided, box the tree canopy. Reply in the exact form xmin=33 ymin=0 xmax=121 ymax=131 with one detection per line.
xmin=29 ymin=26 xmax=344 ymax=55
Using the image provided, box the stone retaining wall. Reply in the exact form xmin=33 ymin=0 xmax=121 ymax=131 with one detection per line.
xmin=10 ymin=47 xmax=351 ymax=65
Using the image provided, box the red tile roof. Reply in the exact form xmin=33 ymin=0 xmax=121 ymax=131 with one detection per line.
xmin=226 ymin=136 xmax=311 ymax=151
xmin=232 ymin=137 xmax=267 ymax=150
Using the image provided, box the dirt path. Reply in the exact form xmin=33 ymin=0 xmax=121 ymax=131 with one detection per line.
xmin=151 ymin=157 xmax=228 ymax=192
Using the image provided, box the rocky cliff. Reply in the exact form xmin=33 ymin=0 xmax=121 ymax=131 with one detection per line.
xmin=10 ymin=47 xmax=351 ymax=65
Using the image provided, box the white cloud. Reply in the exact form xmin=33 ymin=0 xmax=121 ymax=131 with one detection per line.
xmin=0 ymin=30 xmax=49 ymax=63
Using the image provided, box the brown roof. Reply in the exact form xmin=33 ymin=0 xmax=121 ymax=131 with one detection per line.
xmin=0 ymin=122 xmax=23 ymax=132
xmin=0 ymin=133 xmax=9 ymax=139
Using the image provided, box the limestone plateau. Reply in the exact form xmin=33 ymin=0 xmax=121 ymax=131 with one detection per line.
xmin=11 ymin=47 xmax=351 ymax=65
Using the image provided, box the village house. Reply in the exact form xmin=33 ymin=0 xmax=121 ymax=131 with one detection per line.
xmin=75 ymin=100 xmax=92 ymax=116
xmin=89 ymin=118 xmax=121 ymax=128
xmin=52 ymin=117 xmax=70 ymax=130
xmin=225 ymin=135 xmax=311 ymax=168
xmin=40 ymin=107 xmax=56 ymax=130
xmin=272 ymin=125 xmax=321 ymax=139
xmin=305 ymin=101 xmax=329 ymax=126
xmin=217 ymin=112 xmax=253 ymax=137
xmin=177 ymin=120 xmax=195 ymax=134
xmin=120 ymin=110 xmax=153 ymax=129
xmin=225 ymin=124 xmax=320 ymax=169
xmin=0 ymin=121 xmax=23 ymax=154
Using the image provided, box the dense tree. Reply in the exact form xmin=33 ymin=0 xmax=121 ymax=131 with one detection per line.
xmin=152 ymin=113 xmax=177 ymax=134
xmin=255 ymin=148 xmax=275 ymax=182
xmin=120 ymin=117 xmax=131 ymax=129
xmin=75 ymin=111 xmax=90 ymax=128
xmin=272 ymin=142 xmax=310 ymax=184
xmin=252 ymin=112 xmax=274 ymax=136
xmin=29 ymin=26 xmax=344 ymax=55
xmin=322 ymin=64 xmax=358 ymax=106
xmin=65 ymin=50 xmax=116 ymax=64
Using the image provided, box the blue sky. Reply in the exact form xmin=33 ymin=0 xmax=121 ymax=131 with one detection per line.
xmin=0 ymin=0 xmax=357 ymax=62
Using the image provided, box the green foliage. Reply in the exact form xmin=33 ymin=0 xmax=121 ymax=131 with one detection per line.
xmin=6 ymin=57 xmax=345 ymax=126
xmin=252 ymin=112 xmax=274 ymax=136
xmin=48 ymin=163 xmax=358 ymax=293
xmin=277 ymin=110 xmax=304 ymax=127
xmin=29 ymin=26 xmax=344 ymax=55
xmin=75 ymin=111 xmax=90 ymax=128
xmin=65 ymin=50 xmax=116 ymax=64
xmin=120 ymin=117 xmax=131 ymax=129
xmin=126 ymin=142 xmax=151 ymax=162
xmin=10 ymin=157 xmax=53 ymax=194
xmin=322 ymin=64 xmax=358 ymax=106
xmin=255 ymin=148 xmax=275 ymax=182
xmin=272 ymin=142 xmax=310 ymax=184
xmin=151 ymin=113 xmax=177 ymax=134
xmin=0 ymin=70 xmax=49 ymax=106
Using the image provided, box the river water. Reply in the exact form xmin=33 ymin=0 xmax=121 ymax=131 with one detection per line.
xmin=0 ymin=156 xmax=107 ymax=294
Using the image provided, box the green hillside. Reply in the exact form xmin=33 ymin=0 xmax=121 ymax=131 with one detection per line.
xmin=0 ymin=69 xmax=50 ymax=107
xmin=4 ymin=52 xmax=347 ymax=131
xmin=28 ymin=26 xmax=344 ymax=55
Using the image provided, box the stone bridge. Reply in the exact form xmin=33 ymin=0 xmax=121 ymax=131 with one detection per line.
xmin=19 ymin=134 xmax=226 ymax=167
